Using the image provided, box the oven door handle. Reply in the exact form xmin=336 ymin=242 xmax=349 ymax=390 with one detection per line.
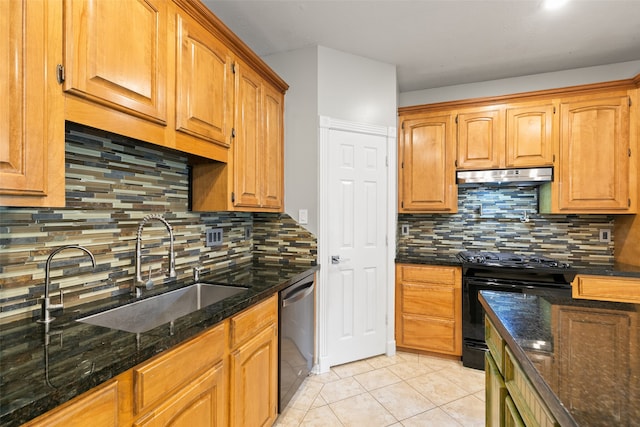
xmin=282 ymin=281 xmax=315 ymax=307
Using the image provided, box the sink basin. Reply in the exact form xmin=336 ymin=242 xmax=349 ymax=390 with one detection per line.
xmin=77 ymin=283 xmax=247 ymax=333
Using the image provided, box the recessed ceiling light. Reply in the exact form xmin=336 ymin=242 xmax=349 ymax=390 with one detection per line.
xmin=543 ymin=0 xmax=570 ymax=10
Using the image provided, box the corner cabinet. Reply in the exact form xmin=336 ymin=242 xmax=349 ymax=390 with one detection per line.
xmin=398 ymin=112 xmax=457 ymax=213
xmin=192 ymin=63 xmax=285 ymax=213
xmin=0 ymin=0 xmax=65 ymax=207
xmin=541 ymin=93 xmax=635 ymax=213
xmin=395 ymin=264 xmax=462 ymax=356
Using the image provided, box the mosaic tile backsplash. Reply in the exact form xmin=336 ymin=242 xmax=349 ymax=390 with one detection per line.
xmin=0 ymin=123 xmax=316 ymax=323
xmin=397 ymin=186 xmax=615 ymax=268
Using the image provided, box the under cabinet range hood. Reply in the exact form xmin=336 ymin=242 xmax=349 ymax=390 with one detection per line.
xmin=456 ymin=167 xmax=553 ymax=186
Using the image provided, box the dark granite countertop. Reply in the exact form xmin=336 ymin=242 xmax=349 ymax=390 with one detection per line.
xmin=0 ymin=261 xmax=319 ymax=427
xmin=395 ymin=253 xmax=640 ymax=279
xmin=480 ymin=290 xmax=640 ymax=426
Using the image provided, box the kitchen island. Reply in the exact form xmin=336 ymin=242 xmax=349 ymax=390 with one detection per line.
xmin=480 ymin=290 xmax=639 ymax=426
xmin=0 ymin=261 xmax=318 ymax=426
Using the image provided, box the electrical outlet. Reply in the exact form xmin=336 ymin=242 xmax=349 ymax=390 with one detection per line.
xmin=401 ymin=224 xmax=410 ymax=236
xmin=599 ymin=229 xmax=611 ymax=243
xmin=298 ymin=209 xmax=308 ymax=225
xmin=205 ymin=228 xmax=223 ymax=247
xmin=244 ymin=226 xmax=252 ymax=240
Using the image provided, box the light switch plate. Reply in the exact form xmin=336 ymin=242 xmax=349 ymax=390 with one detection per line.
xmin=299 ymin=209 xmax=308 ymax=224
xmin=206 ymin=228 xmax=223 ymax=247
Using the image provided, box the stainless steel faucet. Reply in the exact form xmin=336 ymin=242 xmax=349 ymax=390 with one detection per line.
xmin=38 ymin=245 xmax=96 ymax=323
xmin=134 ymin=214 xmax=177 ymax=296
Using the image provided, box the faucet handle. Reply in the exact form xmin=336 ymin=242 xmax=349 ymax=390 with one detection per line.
xmin=193 ymin=266 xmax=203 ymax=282
xmin=50 ymin=290 xmax=64 ymax=311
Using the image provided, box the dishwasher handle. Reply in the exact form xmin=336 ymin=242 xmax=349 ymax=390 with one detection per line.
xmin=282 ymin=280 xmax=315 ymax=308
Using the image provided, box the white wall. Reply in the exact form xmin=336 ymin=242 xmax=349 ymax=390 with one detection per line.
xmin=317 ymin=46 xmax=398 ymax=128
xmin=264 ymin=47 xmax=320 ymax=234
xmin=399 ymin=60 xmax=640 ymax=107
xmin=264 ymin=46 xmax=398 ymax=235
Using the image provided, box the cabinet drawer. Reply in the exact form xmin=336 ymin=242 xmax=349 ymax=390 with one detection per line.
xmin=230 ymin=295 xmax=277 ymax=348
xmin=485 ymin=317 xmax=505 ymax=373
xmin=401 ymin=314 xmax=457 ymax=354
xmin=399 ymin=265 xmax=458 ymax=285
xmin=134 ymin=321 xmax=227 ymax=415
xmin=573 ymin=275 xmax=640 ymax=303
xmin=504 ymin=346 xmax=558 ymax=427
xmin=402 ymin=283 xmax=456 ymax=318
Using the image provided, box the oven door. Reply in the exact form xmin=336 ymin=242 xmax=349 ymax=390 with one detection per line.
xmin=462 ymin=277 xmax=532 ymax=369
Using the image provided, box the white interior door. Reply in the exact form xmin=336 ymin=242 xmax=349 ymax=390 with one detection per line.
xmin=321 ymin=120 xmax=389 ymax=368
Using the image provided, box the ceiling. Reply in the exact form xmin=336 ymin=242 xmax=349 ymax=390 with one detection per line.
xmin=202 ymin=0 xmax=640 ymax=93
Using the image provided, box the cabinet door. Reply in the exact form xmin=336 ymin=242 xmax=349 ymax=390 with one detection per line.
xmin=556 ymin=95 xmax=631 ymax=211
xmin=233 ymin=61 xmax=262 ymax=208
xmin=0 ymin=0 xmax=64 ymax=207
xmin=23 ymin=377 xmax=124 ymax=426
xmin=64 ymin=0 xmax=167 ymax=122
xmin=399 ymin=114 xmax=457 ymax=212
xmin=261 ymin=84 xmax=284 ymax=210
xmin=554 ymin=306 xmax=632 ymax=425
xmin=175 ymin=12 xmax=233 ymax=147
xmin=505 ymin=102 xmax=554 ymax=167
xmin=457 ymin=107 xmax=504 ymax=169
xmin=230 ymin=324 xmax=278 ymax=427
xmin=485 ymin=353 xmax=507 ymax=427
xmin=134 ymin=363 xmax=227 ymax=427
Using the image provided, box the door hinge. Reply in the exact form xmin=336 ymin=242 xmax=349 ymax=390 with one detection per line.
xmin=553 ymin=106 xmax=556 ymax=114
xmin=401 ymin=201 xmax=404 ymax=209
xmin=454 ymin=159 xmax=458 ymax=168
xmin=401 ymin=122 xmax=404 ymax=130
xmin=629 ymin=148 xmax=632 ymax=157
xmin=628 ymin=96 xmax=632 ymax=107
xmin=231 ymin=128 xmax=236 ymax=138
xmin=629 ymin=198 xmax=632 ymax=208
xmin=455 ymin=115 xmax=458 ymax=124
xmin=232 ymin=62 xmax=236 ymax=74
xmin=231 ymin=192 xmax=235 ymax=203
xmin=401 ymin=161 xmax=404 ymax=169
xmin=553 ymin=154 xmax=556 ymax=163
xmin=56 ymin=64 xmax=65 ymax=84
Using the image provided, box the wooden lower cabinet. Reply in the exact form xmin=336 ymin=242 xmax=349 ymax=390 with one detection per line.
xmin=485 ymin=318 xmax=559 ymax=427
xmin=229 ymin=295 xmax=279 ymax=427
xmin=572 ymin=274 xmax=640 ymax=304
xmin=134 ymin=363 xmax=226 ymax=427
xmin=23 ymin=296 xmax=281 ymax=427
xmin=21 ymin=373 xmax=131 ymax=426
xmin=395 ymin=264 xmax=462 ymax=355
xmin=553 ymin=305 xmax=634 ymax=425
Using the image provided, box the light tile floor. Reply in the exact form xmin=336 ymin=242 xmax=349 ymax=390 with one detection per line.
xmin=275 ymin=351 xmax=486 ymax=427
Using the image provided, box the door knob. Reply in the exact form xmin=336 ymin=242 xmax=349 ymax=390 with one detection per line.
xmin=331 ymin=255 xmax=340 ymax=264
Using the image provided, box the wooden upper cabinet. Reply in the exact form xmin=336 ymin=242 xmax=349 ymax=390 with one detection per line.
xmin=505 ymin=102 xmax=555 ymax=167
xmin=175 ymin=11 xmax=233 ymax=147
xmin=0 ymin=0 xmax=65 ymax=207
xmin=456 ymin=107 xmax=504 ymax=169
xmin=261 ymin=84 xmax=284 ymax=210
xmin=398 ymin=113 xmax=457 ymax=213
xmin=233 ymin=62 xmax=262 ymax=208
xmin=64 ymin=0 xmax=167 ymax=123
xmin=231 ymin=61 xmax=284 ymax=211
xmin=552 ymin=94 xmax=632 ymax=212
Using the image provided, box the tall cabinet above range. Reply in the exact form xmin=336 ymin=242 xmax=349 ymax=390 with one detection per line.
xmin=398 ymin=78 xmax=638 ymax=215
xmin=1 ymin=0 xmax=288 ymax=213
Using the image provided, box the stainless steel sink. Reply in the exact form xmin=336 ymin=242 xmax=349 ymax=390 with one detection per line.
xmin=77 ymin=283 xmax=247 ymax=333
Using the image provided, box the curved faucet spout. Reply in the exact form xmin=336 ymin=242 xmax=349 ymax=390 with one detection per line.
xmin=134 ymin=214 xmax=177 ymax=295
xmin=39 ymin=245 xmax=96 ymax=323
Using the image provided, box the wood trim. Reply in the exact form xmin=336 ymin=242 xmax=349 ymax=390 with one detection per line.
xmin=398 ymin=75 xmax=640 ymax=114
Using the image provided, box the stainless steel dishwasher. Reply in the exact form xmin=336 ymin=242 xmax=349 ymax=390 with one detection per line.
xmin=278 ymin=273 xmax=315 ymax=412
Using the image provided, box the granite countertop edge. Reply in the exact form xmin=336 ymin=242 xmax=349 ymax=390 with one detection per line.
xmin=0 ymin=262 xmax=319 ymax=427
xmin=479 ymin=291 xmax=579 ymax=427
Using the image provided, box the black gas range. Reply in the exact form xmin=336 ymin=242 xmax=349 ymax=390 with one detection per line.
xmin=458 ymin=250 xmax=577 ymax=370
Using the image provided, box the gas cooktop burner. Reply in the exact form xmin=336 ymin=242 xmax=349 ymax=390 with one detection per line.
xmin=457 ymin=251 xmax=571 ymax=269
